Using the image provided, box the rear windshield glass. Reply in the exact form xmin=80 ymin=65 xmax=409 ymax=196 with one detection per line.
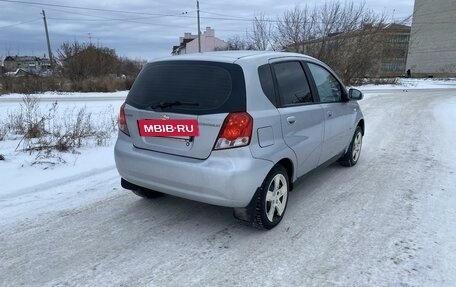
xmin=126 ymin=61 xmax=246 ymax=115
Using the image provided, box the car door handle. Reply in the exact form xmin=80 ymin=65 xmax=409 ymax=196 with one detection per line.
xmin=327 ymin=111 xmax=333 ymax=117
xmin=287 ymin=116 xmax=296 ymax=124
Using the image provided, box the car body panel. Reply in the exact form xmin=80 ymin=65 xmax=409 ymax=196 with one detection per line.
xmin=278 ymin=105 xmax=325 ymax=176
xmin=318 ymin=102 xmax=356 ymax=164
xmin=248 ymin=108 xmax=298 ymax=181
xmin=115 ymin=132 xmax=273 ymax=207
xmin=125 ymin=104 xmax=226 ymax=160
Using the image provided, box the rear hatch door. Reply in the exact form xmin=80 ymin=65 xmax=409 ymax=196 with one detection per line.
xmin=125 ymin=60 xmax=246 ymax=159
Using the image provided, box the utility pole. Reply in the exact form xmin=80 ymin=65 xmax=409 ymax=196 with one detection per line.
xmin=197 ymin=1 xmax=201 ymax=53
xmin=41 ymin=10 xmax=53 ymax=70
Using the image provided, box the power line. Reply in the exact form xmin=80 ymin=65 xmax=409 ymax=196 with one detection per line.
xmin=0 ymin=0 xmax=255 ymax=22
xmin=27 ymin=4 xmax=193 ymax=23
xmin=46 ymin=17 xmax=195 ymax=29
xmin=0 ymin=1 xmax=199 ymax=29
xmin=0 ymin=0 xmax=196 ymax=18
xmin=200 ymin=10 xmax=252 ymax=20
xmin=0 ymin=0 xmax=420 ymax=25
xmin=0 ymin=18 xmax=41 ymax=29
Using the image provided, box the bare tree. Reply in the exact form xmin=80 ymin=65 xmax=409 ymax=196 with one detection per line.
xmin=273 ymin=5 xmax=317 ymax=52
xmin=217 ymin=36 xmax=254 ymax=51
xmin=57 ymin=41 xmax=134 ymax=80
xmin=248 ymin=14 xmax=275 ymax=50
xmin=226 ymin=0 xmax=391 ymax=83
xmin=270 ymin=1 xmax=389 ymax=83
xmin=307 ymin=1 xmax=388 ymax=83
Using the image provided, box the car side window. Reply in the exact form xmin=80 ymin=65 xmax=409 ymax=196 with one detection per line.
xmin=258 ymin=64 xmax=278 ymax=107
xmin=307 ymin=63 xmax=343 ymax=103
xmin=272 ymin=61 xmax=313 ymax=106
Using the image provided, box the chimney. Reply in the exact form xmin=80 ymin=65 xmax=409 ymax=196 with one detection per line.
xmin=205 ymin=27 xmax=214 ymax=37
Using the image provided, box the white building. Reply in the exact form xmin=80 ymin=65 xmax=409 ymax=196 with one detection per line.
xmin=406 ymin=0 xmax=456 ymax=77
xmin=3 ymin=56 xmax=51 ymax=76
xmin=172 ymin=27 xmax=228 ymax=55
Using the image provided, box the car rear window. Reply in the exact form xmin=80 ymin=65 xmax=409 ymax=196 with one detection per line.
xmin=126 ymin=61 xmax=246 ymax=115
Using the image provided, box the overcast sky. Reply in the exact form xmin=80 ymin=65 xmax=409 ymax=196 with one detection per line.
xmin=0 ymin=0 xmax=414 ymax=61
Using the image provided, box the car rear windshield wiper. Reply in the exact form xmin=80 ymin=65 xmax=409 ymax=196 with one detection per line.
xmin=151 ymin=101 xmax=200 ymax=110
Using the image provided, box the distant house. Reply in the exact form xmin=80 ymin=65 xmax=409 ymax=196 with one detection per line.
xmin=172 ymin=27 xmax=228 ymax=55
xmin=377 ymin=24 xmax=411 ymax=77
xmin=15 ymin=68 xmax=32 ymax=77
xmin=3 ymin=56 xmax=52 ymax=76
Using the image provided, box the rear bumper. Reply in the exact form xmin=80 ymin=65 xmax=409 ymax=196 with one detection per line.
xmin=114 ymin=136 xmax=273 ymax=207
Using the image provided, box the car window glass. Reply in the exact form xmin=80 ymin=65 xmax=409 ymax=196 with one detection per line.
xmin=307 ymin=63 xmax=342 ymax=103
xmin=258 ymin=64 xmax=277 ymax=107
xmin=273 ymin=61 xmax=313 ymax=106
xmin=127 ymin=61 xmax=246 ymax=115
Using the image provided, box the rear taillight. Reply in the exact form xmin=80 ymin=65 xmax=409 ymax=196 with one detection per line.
xmin=214 ymin=112 xmax=253 ymax=150
xmin=119 ymin=102 xmax=130 ymax=136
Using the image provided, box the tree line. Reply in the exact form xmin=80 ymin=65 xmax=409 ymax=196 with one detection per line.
xmin=222 ymin=0 xmax=390 ymax=84
xmin=1 ymin=41 xmax=142 ymax=94
xmin=56 ymin=41 xmax=141 ymax=81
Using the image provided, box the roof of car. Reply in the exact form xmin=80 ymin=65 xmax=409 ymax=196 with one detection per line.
xmin=151 ymin=50 xmax=316 ymax=64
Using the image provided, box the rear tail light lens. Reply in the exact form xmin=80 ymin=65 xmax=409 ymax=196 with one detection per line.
xmin=214 ymin=112 xmax=253 ymax=150
xmin=119 ymin=102 xmax=130 ymax=136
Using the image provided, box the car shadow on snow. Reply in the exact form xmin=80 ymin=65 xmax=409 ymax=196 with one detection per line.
xmin=115 ymin=161 xmax=358 ymax=234
xmin=120 ymin=192 xmax=248 ymax=229
xmin=286 ymin=161 xmax=363 ymax=213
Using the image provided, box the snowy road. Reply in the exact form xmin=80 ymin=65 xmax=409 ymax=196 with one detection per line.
xmin=1 ymin=89 xmax=456 ymax=286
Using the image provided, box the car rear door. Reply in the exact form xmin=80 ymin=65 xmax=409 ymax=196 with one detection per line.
xmin=305 ymin=62 xmax=356 ymax=165
xmin=124 ymin=60 xmax=246 ymax=160
xmin=270 ymin=59 xmax=325 ymax=177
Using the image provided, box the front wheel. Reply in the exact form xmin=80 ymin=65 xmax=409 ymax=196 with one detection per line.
xmin=339 ymin=126 xmax=363 ymax=167
xmin=250 ymin=165 xmax=290 ymax=230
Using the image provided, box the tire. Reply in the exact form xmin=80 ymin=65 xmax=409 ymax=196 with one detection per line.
xmin=121 ymin=178 xmax=164 ymax=199
xmin=339 ymin=126 xmax=363 ymax=167
xmin=248 ymin=165 xmax=290 ymax=230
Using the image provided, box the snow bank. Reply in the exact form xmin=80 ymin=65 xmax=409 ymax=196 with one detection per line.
xmin=356 ymin=78 xmax=456 ymax=90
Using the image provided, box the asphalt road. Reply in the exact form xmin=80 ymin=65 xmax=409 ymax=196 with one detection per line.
xmin=1 ymin=89 xmax=456 ymax=286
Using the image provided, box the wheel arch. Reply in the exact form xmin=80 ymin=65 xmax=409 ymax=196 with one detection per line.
xmin=357 ymin=119 xmax=365 ymax=135
xmin=234 ymin=159 xmax=293 ymax=227
xmin=276 ymin=158 xmax=294 ymax=191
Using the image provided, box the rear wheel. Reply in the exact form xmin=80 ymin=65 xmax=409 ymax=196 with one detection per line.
xmin=243 ymin=165 xmax=289 ymax=230
xmin=339 ymin=126 xmax=363 ymax=167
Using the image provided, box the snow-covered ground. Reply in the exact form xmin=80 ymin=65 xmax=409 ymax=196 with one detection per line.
xmin=1 ymin=90 xmax=128 ymax=100
xmin=0 ymin=92 xmax=126 ymax=238
xmin=354 ymin=77 xmax=456 ymax=90
xmin=0 ymin=81 xmax=455 ymax=286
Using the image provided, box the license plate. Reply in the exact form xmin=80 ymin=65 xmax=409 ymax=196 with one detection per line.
xmin=138 ymin=119 xmax=199 ymax=137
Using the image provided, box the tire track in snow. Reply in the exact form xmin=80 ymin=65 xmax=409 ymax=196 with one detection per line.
xmin=0 ymin=165 xmax=116 ymax=200
xmin=0 ymin=166 xmax=121 ymax=226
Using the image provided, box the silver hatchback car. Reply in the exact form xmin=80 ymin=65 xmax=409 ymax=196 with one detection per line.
xmin=115 ymin=51 xmax=364 ymax=229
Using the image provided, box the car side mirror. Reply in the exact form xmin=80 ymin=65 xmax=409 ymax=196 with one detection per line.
xmin=348 ymin=88 xmax=363 ymax=101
